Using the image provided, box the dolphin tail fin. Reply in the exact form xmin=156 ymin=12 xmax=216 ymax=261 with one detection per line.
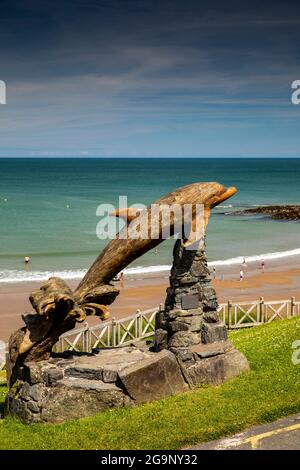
xmin=181 ymin=207 xmax=210 ymax=249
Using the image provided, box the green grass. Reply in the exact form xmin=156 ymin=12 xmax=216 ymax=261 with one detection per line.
xmin=1 ymin=317 xmax=300 ymax=450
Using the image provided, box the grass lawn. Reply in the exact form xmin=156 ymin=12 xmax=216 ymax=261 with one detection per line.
xmin=0 ymin=317 xmax=300 ymax=450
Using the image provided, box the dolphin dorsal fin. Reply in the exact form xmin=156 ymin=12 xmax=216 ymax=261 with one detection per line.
xmin=110 ymin=207 xmax=143 ymax=224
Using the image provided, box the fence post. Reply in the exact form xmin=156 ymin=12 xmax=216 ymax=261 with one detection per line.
xmin=111 ymin=317 xmax=117 ymax=347
xmin=291 ymin=296 xmax=295 ymax=318
xmin=259 ymin=297 xmax=264 ymax=323
xmin=227 ymin=300 xmax=232 ymax=328
xmin=82 ymin=322 xmax=89 ymax=352
xmin=136 ymin=309 xmax=142 ymax=338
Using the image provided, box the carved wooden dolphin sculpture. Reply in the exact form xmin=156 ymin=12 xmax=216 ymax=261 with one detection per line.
xmin=75 ymin=182 xmax=236 ymax=300
xmin=8 ymin=182 xmax=236 ymax=367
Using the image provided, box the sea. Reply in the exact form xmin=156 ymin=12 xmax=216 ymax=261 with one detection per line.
xmin=0 ymin=157 xmax=299 ymax=283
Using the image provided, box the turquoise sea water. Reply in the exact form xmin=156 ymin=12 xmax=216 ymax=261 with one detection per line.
xmin=0 ymin=158 xmax=299 ymax=282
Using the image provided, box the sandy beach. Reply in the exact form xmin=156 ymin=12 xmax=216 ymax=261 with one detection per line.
xmin=1 ymin=255 xmax=300 ymax=342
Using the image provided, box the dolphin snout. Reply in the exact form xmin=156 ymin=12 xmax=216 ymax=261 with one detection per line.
xmin=220 ymin=186 xmax=237 ymax=201
xmin=208 ymin=185 xmax=237 ymax=208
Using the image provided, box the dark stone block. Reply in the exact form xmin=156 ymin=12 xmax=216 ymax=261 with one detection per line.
xmin=29 ymin=383 xmax=45 ymax=402
xmin=64 ymin=366 xmax=103 ymax=381
xmin=167 ymin=308 xmax=203 ymax=320
xmin=24 ymin=363 xmax=44 ymax=385
xmin=27 ymin=400 xmax=40 ymax=413
xmin=203 ymin=300 xmax=219 ymax=312
xmin=181 ymin=293 xmax=199 ymax=310
xmin=203 ymin=311 xmax=219 ymax=323
xmin=118 ymin=350 xmax=188 ymax=404
xmin=201 ymin=322 xmax=228 ymax=344
xmin=8 ymin=396 xmax=33 ymax=423
xmin=102 ymin=368 xmax=118 ymax=383
xmin=168 ymin=331 xmax=201 ymax=349
xmin=190 ymin=341 xmax=233 ymax=359
xmin=186 ymin=349 xmax=250 ymax=386
xmin=168 ymin=321 xmax=189 ymax=333
xmin=40 ymin=379 xmax=126 ymax=423
xmin=155 ymin=310 xmax=165 ymax=329
xmin=19 ymin=382 xmax=30 ymax=401
xmin=153 ymin=328 xmax=168 ymax=351
xmin=169 ymin=348 xmax=193 ymax=362
xmin=46 ymin=368 xmax=64 ymax=385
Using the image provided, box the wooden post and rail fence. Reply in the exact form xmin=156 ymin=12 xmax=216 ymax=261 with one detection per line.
xmin=1 ymin=296 xmax=300 ymax=369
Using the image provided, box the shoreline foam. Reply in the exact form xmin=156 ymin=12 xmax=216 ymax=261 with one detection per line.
xmin=1 ymin=247 xmax=300 ymax=283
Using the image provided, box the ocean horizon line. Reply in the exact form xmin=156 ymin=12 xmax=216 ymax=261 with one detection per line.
xmin=1 ymin=156 xmax=300 ymax=160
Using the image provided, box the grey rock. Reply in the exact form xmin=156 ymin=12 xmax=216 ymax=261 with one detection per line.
xmin=119 ymin=349 xmax=188 ymax=404
xmin=64 ymin=366 xmax=103 ymax=381
xmin=27 ymin=400 xmax=40 ymax=413
xmin=203 ymin=300 xmax=219 ymax=312
xmin=29 ymin=383 xmax=45 ymax=402
xmin=169 ymin=348 xmax=193 ymax=362
xmin=201 ymin=322 xmax=228 ymax=343
xmin=19 ymin=382 xmax=30 ymax=401
xmin=102 ymin=368 xmax=118 ymax=383
xmin=40 ymin=379 xmax=126 ymax=423
xmin=153 ymin=328 xmax=168 ymax=351
xmin=189 ymin=315 xmax=203 ymax=332
xmin=166 ymin=308 xmax=203 ymax=320
xmin=171 ymin=314 xmax=202 ymax=333
xmin=187 ymin=349 xmax=250 ymax=386
xmin=45 ymin=368 xmax=64 ymax=385
xmin=24 ymin=363 xmax=44 ymax=385
xmin=155 ymin=310 xmax=165 ymax=329
xmin=168 ymin=320 xmax=189 ymax=333
xmin=168 ymin=331 xmax=201 ymax=349
xmin=190 ymin=341 xmax=233 ymax=359
xmin=8 ymin=397 xmax=33 ymax=423
xmin=203 ymin=311 xmax=220 ymax=323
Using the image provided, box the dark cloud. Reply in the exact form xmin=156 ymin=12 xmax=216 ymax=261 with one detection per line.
xmin=0 ymin=0 xmax=300 ymax=156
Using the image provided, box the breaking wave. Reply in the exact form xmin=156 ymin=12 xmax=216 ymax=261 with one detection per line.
xmin=1 ymin=248 xmax=300 ymax=283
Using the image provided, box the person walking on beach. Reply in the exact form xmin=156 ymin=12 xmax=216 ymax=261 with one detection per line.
xmin=242 ymin=257 xmax=247 ymax=267
xmin=239 ymin=269 xmax=244 ymax=281
xmin=24 ymin=256 xmax=30 ymax=271
xmin=261 ymin=258 xmax=265 ymax=273
xmin=212 ymin=266 xmax=216 ymax=279
xmin=120 ymin=271 xmax=124 ymax=288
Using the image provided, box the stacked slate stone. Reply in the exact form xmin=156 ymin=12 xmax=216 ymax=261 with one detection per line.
xmin=154 ymin=239 xmax=227 ymax=362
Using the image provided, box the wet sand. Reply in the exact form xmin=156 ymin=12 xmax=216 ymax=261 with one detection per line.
xmin=0 ymin=256 xmax=300 ymax=342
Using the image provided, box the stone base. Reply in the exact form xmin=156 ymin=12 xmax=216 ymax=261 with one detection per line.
xmin=186 ymin=342 xmax=250 ymax=386
xmin=5 ymin=342 xmax=249 ymax=424
xmin=5 ymin=346 xmax=188 ymax=424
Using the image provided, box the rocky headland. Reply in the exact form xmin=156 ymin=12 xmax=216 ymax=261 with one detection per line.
xmin=233 ymin=205 xmax=300 ymax=221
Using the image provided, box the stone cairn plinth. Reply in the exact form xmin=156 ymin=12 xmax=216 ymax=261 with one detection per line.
xmin=5 ymin=241 xmax=249 ymax=424
xmin=5 ymin=347 xmax=188 ymax=424
xmin=153 ymin=240 xmax=249 ymax=386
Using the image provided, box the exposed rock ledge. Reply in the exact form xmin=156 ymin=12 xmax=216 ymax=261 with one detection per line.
xmin=233 ymin=205 xmax=300 ymax=221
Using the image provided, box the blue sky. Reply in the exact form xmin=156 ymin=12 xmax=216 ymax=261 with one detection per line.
xmin=0 ymin=0 xmax=300 ymax=157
